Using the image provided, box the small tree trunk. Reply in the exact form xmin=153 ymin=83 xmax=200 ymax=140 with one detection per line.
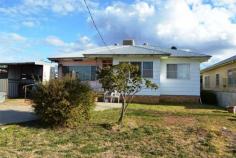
xmin=118 ymin=99 xmax=126 ymax=125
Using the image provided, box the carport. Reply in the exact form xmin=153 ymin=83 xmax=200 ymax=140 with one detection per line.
xmin=0 ymin=61 xmax=55 ymax=98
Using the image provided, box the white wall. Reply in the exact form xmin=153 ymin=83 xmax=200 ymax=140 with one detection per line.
xmin=42 ymin=65 xmax=52 ymax=82
xmin=113 ymin=56 xmax=161 ymax=96
xmin=160 ymin=58 xmax=201 ymax=96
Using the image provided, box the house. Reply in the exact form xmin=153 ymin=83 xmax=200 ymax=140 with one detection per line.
xmin=201 ymin=55 xmax=236 ymax=106
xmin=49 ymin=40 xmax=211 ymax=104
xmin=0 ymin=61 xmax=56 ymax=98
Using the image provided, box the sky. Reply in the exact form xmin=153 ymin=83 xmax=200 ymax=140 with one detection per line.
xmin=0 ymin=0 xmax=236 ymax=68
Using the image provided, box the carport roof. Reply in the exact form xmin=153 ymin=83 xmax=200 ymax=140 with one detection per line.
xmin=0 ymin=61 xmax=52 ymax=66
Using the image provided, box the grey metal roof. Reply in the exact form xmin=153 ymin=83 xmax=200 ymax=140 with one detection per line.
xmin=138 ymin=45 xmax=210 ymax=57
xmin=201 ymin=55 xmax=236 ymax=72
xmin=49 ymin=44 xmax=210 ymax=60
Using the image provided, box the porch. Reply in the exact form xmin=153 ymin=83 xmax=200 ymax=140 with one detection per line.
xmin=58 ymin=58 xmax=113 ymax=92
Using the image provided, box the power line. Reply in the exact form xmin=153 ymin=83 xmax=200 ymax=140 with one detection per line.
xmin=83 ymin=0 xmax=107 ymax=46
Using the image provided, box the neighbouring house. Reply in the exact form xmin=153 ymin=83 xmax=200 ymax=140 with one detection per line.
xmin=0 ymin=61 xmax=56 ymax=98
xmin=49 ymin=40 xmax=211 ymax=104
xmin=201 ymin=55 xmax=236 ymax=107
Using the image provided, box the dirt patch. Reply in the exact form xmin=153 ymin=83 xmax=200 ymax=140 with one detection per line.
xmin=0 ymin=99 xmax=32 ymax=106
xmin=163 ymin=116 xmax=196 ymax=126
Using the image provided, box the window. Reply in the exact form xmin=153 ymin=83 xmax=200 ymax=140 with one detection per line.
xmin=143 ymin=62 xmax=153 ymax=78
xmin=205 ymin=76 xmax=210 ymax=88
xmin=167 ymin=64 xmax=190 ymax=79
xmin=228 ymin=68 xmax=236 ymax=87
xmin=216 ymin=74 xmax=220 ymax=87
xmin=62 ymin=66 xmax=97 ymax=81
xmin=119 ymin=61 xmax=153 ymax=78
xmin=167 ymin=64 xmax=177 ymax=78
xmin=130 ymin=62 xmax=142 ymax=77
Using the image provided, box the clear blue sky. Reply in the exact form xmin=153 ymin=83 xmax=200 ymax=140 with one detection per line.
xmin=0 ymin=0 xmax=236 ymax=67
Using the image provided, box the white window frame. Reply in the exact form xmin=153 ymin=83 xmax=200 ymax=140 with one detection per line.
xmin=166 ymin=64 xmax=190 ymax=80
xmin=119 ymin=61 xmax=154 ymax=79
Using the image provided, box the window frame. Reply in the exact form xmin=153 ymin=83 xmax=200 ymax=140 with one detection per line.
xmin=62 ymin=65 xmax=97 ymax=81
xmin=205 ymin=76 xmax=210 ymax=88
xmin=142 ymin=62 xmax=153 ymax=78
xmin=119 ymin=61 xmax=154 ymax=79
xmin=166 ymin=64 xmax=190 ymax=80
xmin=215 ymin=74 xmax=220 ymax=88
xmin=228 ymin=68 xmax=236 ymax=87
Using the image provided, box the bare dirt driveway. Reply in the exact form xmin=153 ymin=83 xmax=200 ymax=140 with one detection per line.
xmin=0 ymin=99 xmax=37 ymax=125
xmin=95 ymin=102 xmax=122 ymax=111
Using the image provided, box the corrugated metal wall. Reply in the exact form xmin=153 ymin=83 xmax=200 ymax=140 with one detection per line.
xmin=0 ymin=79 xmax=8 ymax=94
xmin=215 ymin=91 xmax=236 ymax=107
xmin=0 ymin=79 xmax=21 ymax=98
xmin=8 ymin=79 xmax=19 ymax=98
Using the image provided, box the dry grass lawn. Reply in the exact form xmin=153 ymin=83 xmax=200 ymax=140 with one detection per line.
xmin=0 ymin=104 xmax=235 ymax=157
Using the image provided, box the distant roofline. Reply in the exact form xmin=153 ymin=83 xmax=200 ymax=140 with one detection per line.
xmin=201 ymin=55 xmax=236 ymax=73
xmin=48 ymin=43 xmax=211 ymax=62
xmin=83 ymin=53 xmax=170 ymax=58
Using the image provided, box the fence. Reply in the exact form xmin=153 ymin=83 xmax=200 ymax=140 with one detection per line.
xmin=215 ymin=91 xmax=236 ymax=107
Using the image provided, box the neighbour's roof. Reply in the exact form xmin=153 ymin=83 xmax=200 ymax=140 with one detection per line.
xmin=0 ymin=60 xmax=53 ymax=66
xmin=201 ymin=55 xmax=236 ymax=72
xmin=48 ymin=43 xmax=211 ymax=61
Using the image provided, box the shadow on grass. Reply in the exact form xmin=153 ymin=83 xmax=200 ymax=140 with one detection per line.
xmin=127 ymin=108 xmax=231 ymax=118
xmin=17 ymin=119 xmax=53 ymax=129
xmin=0 ymin=110 xmax=38 ymax=125
xmin=228 ymin=116 xmax=236 ymax=122
xmin=172 ymin=104 xmax=224 ymax=110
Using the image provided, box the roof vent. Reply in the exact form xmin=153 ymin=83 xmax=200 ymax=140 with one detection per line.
xmin=171 ymin=46 xmax=177 ymax=50
xmin=143 ymin=43 xmax=148 ymax=46
xmin=114 ymin=43 xmax=119 ymax=46
xmin=123 ymin=40 xmax=135 ymax=46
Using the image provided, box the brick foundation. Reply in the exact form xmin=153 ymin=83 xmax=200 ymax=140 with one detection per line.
xmin=131 ymin=95 xmax=160 ymax=104
xmin=99 ymin=95 xmax=200 ymax=104
xmin=160 ymin=95 xmax=200 ymax=104
xmin=129 ymin=95 xmax=200 ymax=104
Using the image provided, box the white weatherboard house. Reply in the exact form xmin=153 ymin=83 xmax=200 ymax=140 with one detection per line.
xmin=49 ymin=40 xmax=211 ymax=104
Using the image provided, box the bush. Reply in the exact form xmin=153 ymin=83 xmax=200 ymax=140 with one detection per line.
xmin=201 ymin=90 xmax=218 ymax=105
xmin=32 ymin=77 xmax=95 ymax=127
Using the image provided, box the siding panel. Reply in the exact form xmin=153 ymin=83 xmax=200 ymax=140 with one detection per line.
xmin=160 ymin=58 xmax=200 ymax=96
xmin=113 ymin=56 xmax=161 ymax=96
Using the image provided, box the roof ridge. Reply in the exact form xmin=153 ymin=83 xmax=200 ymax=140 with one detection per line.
xmin=134 ymin=45 xmax=170 ymax=55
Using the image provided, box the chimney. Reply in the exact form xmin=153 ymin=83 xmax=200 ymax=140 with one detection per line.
xmin=123 ymin=39 xmax=135 ymax=46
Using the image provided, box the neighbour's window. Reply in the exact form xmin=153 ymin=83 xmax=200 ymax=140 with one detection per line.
xmin=167 ymin=64 xmax=190 ymax=79
xmin=130 ymin=62 xmax=142 ymax=77
xmin=216 ymin=74 xmax=220 ymax=87
xmin=228 ymin=68 xmax=236 ymax=87
xmin=143 ymin=62 xmax=153 ymax=78
xmin=0 ymin=65 xmax=8 ymax=79
xmin=62 ymin=66 xmax=97 ymax=81
xmin=205 ymin=76 xmax=210 ymax=88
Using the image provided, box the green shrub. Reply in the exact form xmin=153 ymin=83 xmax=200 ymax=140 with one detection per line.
xmin=201 ymin=90 xmax=218 ymax=105
xmin=32 ymin=77 xmax=95 ymax=127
